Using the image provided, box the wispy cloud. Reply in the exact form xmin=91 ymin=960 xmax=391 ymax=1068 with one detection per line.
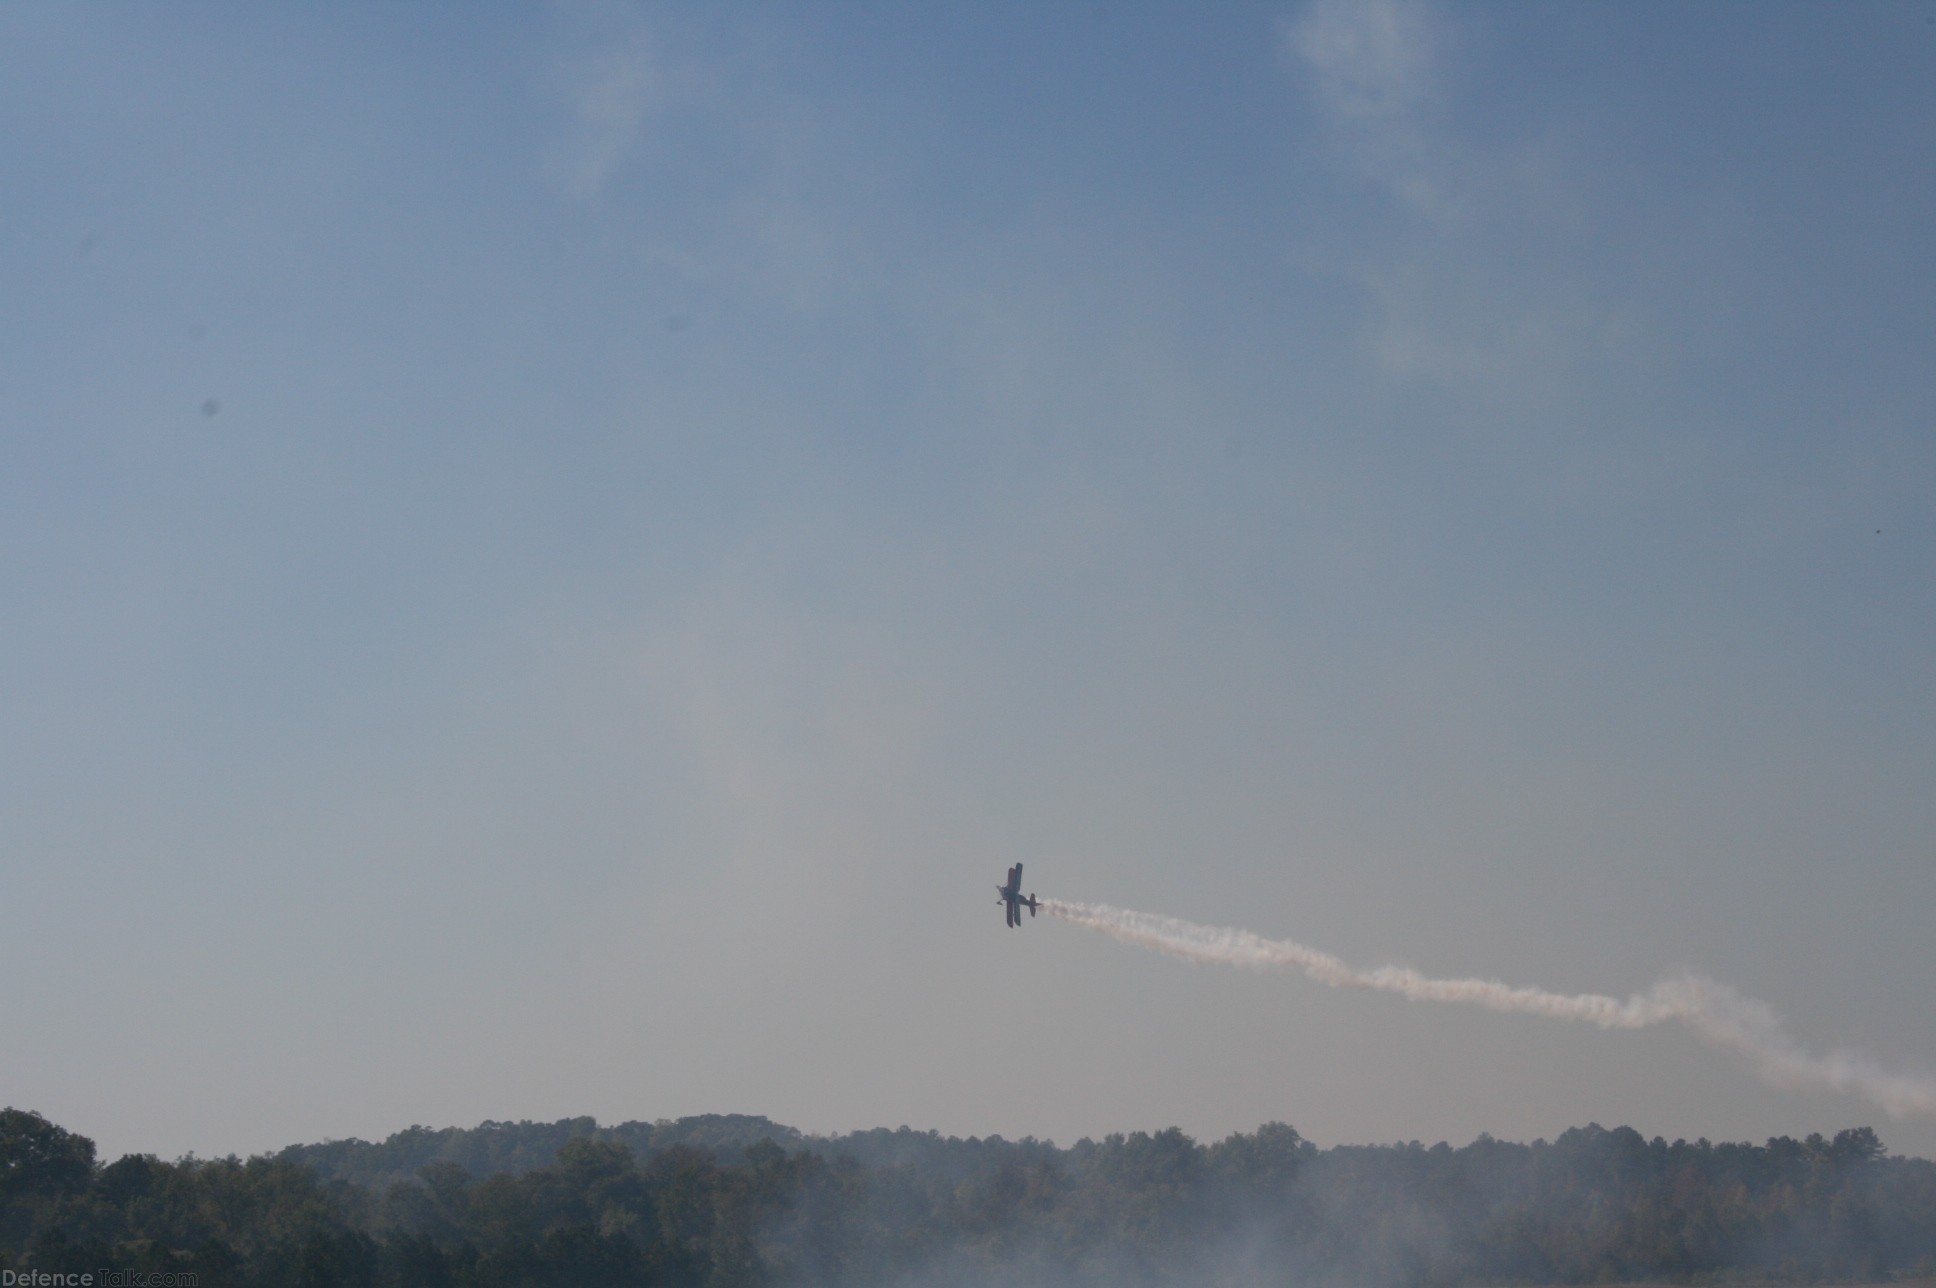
xmin=1287 ymin=0 xmax=1434 ymax=124
xmin=541 ymin=7 xmax=882 ymax=313
xmin=545 ymin=10 xmax=660 ymax=200
xmin=1284 ymin=0 xmax=1443 ymax=213
xmin=1279 ymin=0 xmax=1673 ymax=460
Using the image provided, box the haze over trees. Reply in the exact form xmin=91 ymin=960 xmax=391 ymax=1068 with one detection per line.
xmin=4 ymin=1107 xmax=1935 ymax=1287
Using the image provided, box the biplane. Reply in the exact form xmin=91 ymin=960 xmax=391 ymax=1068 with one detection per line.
xmin=997 ymin=863 xmax=1038 ymax=928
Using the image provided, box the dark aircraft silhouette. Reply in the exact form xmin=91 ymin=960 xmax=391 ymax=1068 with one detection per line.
xmin=997 ymin=863 xmax=1038 ymax=927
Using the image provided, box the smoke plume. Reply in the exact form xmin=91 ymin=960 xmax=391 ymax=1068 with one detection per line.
xmin=1042 ymin=899 xmax=1936 ymax=1120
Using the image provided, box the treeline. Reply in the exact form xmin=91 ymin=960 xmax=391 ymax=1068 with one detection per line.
xmin=5 ymin=1107 xmax=1936 ymax=1287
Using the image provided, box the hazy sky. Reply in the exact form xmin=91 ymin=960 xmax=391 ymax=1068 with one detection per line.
xmin=6 ymin=1 xmax=1935 ymax=1164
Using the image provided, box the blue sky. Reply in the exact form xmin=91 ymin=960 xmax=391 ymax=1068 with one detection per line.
xmin=5 ymin=1 xmax=1935 ymax=1162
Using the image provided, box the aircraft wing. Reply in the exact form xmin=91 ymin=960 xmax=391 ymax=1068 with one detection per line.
xmin=998 ymin=864 xmax=1028 ymax=927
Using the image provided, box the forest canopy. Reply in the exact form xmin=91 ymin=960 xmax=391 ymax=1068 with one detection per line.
xmin=3 ymin=1107 xmax=1932 ymax=1287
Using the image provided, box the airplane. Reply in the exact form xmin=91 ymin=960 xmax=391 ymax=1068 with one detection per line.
xmin=997 ymin=863 xmax=1038 ymax=928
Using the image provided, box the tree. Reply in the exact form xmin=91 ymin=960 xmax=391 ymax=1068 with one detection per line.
xmin=0 ymin=1109 xmax=95 ymax=1203
xmin=1832 ymin=1128 xmax=1886 ymax=1167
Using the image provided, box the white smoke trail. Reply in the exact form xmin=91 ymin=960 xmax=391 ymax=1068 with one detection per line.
xmin=1042 ymin=899 xmax=1936 ymax=1120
